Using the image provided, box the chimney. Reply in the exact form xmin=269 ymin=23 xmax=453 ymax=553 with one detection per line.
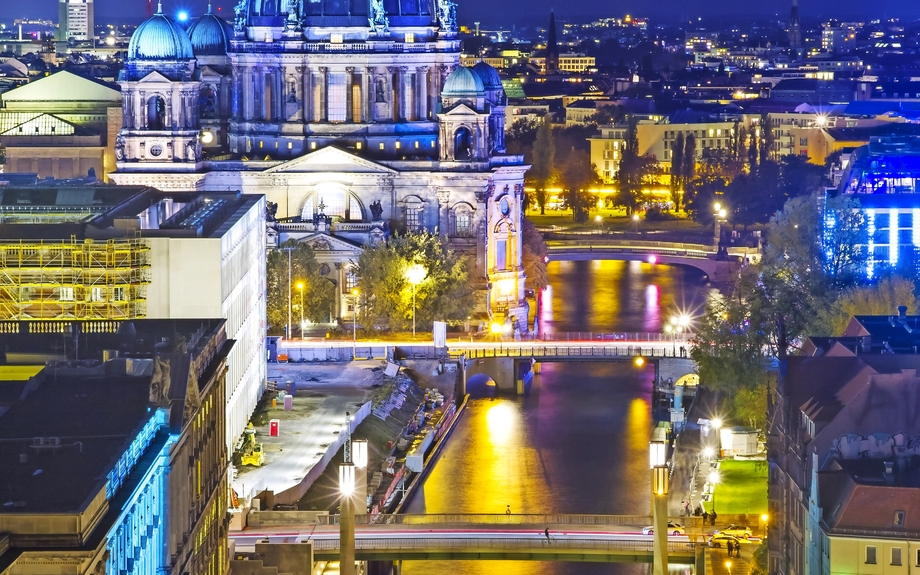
xmin=883 ymin=461 xmax=895 ymax=485
xmin=898 ymin=305 xmax=907 ymax=320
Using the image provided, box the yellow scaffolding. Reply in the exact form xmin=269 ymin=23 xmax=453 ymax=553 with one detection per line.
xmin=0 ymin=238 xmax=151 ymax=321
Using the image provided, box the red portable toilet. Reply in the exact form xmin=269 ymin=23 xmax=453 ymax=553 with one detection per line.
xmin=270 ymin=419 xmax=280 ymax=437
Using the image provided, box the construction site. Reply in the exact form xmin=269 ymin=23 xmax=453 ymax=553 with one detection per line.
xmin=0 ymin=238 xmax=151 ymax=320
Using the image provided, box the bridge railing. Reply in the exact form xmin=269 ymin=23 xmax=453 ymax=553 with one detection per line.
xmin=319 ymin=513 xmax=699 ymax=527
xmin=460 ymin=346 xmax=690 ymax=359
xmin=527 ymin=332 xmax=679 ymax=342
xmin=311 ymin=536 xmax=698 ymax=555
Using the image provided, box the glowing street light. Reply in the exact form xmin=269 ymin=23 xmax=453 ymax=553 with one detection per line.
xmin=338 ymin=462 xmax=356 ymax=575
xmin=405 ymin=263 xmax=427 ymax=338
xmin=649 ymin=441 xmax=669 ymax=575
xmin=761 ymin=513 xmax=769 ymax=538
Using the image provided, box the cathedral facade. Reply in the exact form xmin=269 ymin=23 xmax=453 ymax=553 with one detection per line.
xmin=109 ymin=0 xmax=529 ymax=329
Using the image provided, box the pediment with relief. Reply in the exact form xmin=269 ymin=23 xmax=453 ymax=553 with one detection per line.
xmin=301 ymin=233 xmax=364 ymax=255
xmin=263 ymin=146 xmax=398 ymax=175
xmin=137 ymin=70 xmax=174 ymax=84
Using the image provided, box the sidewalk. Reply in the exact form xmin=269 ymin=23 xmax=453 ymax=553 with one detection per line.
xmin=668 ymin=387 xmax=721 ymax=516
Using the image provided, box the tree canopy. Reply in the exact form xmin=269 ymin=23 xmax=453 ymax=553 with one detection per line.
xmin=266 ymin=241 xmax=337 ymax=335
xmin=355 ymin=232 xmax=476 ymax=332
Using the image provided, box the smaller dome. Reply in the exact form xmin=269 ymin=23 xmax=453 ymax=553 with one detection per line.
xmin=188 ymin=4 xmax=232 ymax=56
xmin=472 ymin=61 xmax=503 ymax=91
xmin=128 ymin=4 xmax=195 ymax=61
xmin=442 ymin=67 xmax=485 ymax=98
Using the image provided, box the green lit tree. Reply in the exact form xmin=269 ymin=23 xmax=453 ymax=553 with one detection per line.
xmin=266 ymin=241 xmax=337 ymax=335
xmin=530 ymin=115 xmax=556 ymax=215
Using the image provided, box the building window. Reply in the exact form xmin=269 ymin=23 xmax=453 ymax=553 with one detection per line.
xmin=113 ymin=287 xmax=126 ymax=301
xmin=60 ymin=287 xmax=74 ymax=301
xmin=91 ymin=287 xmax=105 ymax=302
xmin=866 ymin=546 xmax=877 ymax=564
xmin=406 ymin=206 xmax=421 ymax=231
xmin=328 ymin=74 xmax=347 ymax=122
xmin=454 ymin=206 xmax=472 ymax=237
xmin=496 ymin=239 xmax=507 ymax=270
xmin=345 ymin=266 xmax=358 ymax=291
xmin=915 ymin=548 xmax=920 ymax=566
xmin=892 ymin=547 xmax=902 ymax=566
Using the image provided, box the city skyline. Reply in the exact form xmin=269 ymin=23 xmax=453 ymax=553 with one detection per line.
xmin=4 ymin=0 xmax=920 ymax=27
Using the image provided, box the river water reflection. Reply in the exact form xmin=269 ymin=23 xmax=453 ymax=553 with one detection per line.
xmin=400 ymin=260 xmax=709 ymax=575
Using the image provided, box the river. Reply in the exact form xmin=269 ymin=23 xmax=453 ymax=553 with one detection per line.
xmin=400 ymin=259 xmax=710 ymax=575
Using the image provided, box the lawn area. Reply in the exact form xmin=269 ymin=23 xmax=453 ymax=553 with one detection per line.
xmin=706 ymin=459 xmax=768 ymax=515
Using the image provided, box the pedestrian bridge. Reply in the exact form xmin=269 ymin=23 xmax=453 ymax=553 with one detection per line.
xmin=546 ymin=239 xmax=758 ymax=283
xmin=457 ymin=342 xmax=696 ymax=394
xmin=235 ymin=514 xmax=705 ymax=564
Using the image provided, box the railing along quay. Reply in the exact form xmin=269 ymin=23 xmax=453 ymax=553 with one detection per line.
xmin=311 ymin=536 xmax=698 ymax=555
xmin=459 ymin=346 xmax=689 ymax=359
xmin=318 ymin=513 xmax=699 ymax=527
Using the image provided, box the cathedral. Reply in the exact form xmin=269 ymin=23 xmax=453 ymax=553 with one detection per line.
xmin=109 ymin=0 xmax=529 ymax=329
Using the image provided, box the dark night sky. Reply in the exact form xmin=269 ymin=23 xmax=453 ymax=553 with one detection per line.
xmin=1 ymin=0 xmax=918 ymax=27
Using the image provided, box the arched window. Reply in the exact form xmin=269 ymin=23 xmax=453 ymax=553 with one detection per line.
xmin=454 ymin=127 xmax=472 ymax=160
xmin=300 ymin=188 xmax=365 ymax=221
xmin=403 ymin=196 xmax=424 ymax=232
xmin=199 ymin=85 xmax=218 ymax=119
xmin=146 ymin=95 xmax=166 ymax=130
xmin=451 ymin=203 xmax=474 ymax=237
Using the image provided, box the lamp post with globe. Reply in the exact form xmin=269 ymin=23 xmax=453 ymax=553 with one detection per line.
xmin=405 ymin=264 xmax=427 ymax=339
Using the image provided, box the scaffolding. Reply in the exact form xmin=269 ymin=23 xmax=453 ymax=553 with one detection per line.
xmin=0 ymin=238 xmax=151 ymax=321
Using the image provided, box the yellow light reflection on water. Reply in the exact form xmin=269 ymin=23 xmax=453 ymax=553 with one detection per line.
xmin=486 ymin=402 xmax=515 ymax=447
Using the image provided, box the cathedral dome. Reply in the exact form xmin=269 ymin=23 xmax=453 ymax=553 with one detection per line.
xmin=188 ymin=5 xmax=232 ymax=56
xmin=128 ymin=5 xmax=195 ymax=61
xmin=471 ymin=61 xmax=503 ymax=91
xmin=442 ymin=67 xmax=485 ymax=98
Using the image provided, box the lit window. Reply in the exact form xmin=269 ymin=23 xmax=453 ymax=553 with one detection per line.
xmin=60 ymin=287 xmax=74 ymax=301
xmin=91 ymin=288 xmax=106 ymax=302
xmin=356 ymin=142 xmax=362 ymax=150
xmin=415 ymin=141 xmax=419 ymax=148
xmin=379 ymin=142 xmax=385 ymax=150
xmin=288 ymin=142 xmax=293 ymax=149
xmin=395 ymin=142 xmax=401 ymax=149
xmin=259 ymin=141 xmax=264 ymax=148
xmin=406 ymin=206 xmax=421 ymax=231
xmin=405 ymin=32 xmax=414 ymax=43
xmin=330 ymin=33 xmax=343 ymax=44
xmin=311 ymin=142 xmax=317 ymax=150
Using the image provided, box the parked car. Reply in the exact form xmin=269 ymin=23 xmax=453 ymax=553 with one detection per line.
xmin=642 ymin=522 xmax=686 ymax=535
xmin=708 ymin=533 xmax=741 ymax=548
xmin=717 ymin=524 xmax=753 ymax=539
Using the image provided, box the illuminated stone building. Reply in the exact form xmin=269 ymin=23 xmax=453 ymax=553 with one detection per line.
xmin=107 ymin=0 xmax=529 ymax=328
xmin=0 ymin=319 xmax=231 ymax=575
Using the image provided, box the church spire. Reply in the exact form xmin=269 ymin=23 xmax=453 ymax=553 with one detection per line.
xmin=789 ymin=0 xmax=802 ymax=52
xmin=546 ymin=9 xmax=559 ymax=74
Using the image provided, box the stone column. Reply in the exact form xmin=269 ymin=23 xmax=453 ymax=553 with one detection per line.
xmin=122 ymin=93 xmax=130 ymax=128
xmin=437 ymin=190 xmax=450 ymax=240
xmin=363 ymin=68 xmax=373 ymax=122
xmin=231 ymin=66 xmax=242 ymax=120
xmin=345 ymin=66 xmax=355 ymax=122
xmin=243 ymin=68 xmax=255 ymax=121
xmin=136 ymin=91 xmax=145 ymax=128
xmin=386 ymin=67 xmax=399 ymax=121
xmin=297 ymin=65 xmax=311 ymax=122
xmin=400 ymin=66 xmax=410 ymax=121
xmin=416 ymin=66 xmax=429 ymax=120
xmin=319 ymin=67 xmax=328 ymax=122
xmin=273 ymin=67 xmax=284 ymax=120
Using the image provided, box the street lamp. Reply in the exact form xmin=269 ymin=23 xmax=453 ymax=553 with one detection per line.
xmin=296 ymin=282 xmax=304 ymax=340
xmin=353 ymin=439 xmax=368 ymax=515
xmin=649 ymin=441 xmax=669 ymax=575
xmin=761 ymin=513 xmax=769 ymax=538
xmin=713 ymin=203 xmax=727 ymax=247
xmin=282 ymin=246 xmax=295 ymax=340
xmin=338 ymin=462 xmax=356 ymax=575
xmin=351 ymin=288 xmax=359 ymax=360
xmin=405 ymin=263 xmax=427 ymax=339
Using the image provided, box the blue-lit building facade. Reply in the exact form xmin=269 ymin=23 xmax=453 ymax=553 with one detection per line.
xmin=828 ymin=136 xmax=920 ymax=278
xmin=0 ymin=319 xmax=231 ymax=575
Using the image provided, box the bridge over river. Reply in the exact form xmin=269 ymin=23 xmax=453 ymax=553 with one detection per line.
xmin=231 ymin=514 xmax=705 ymax=565
xmin=546 ymin=239 xmax=759 ymax=283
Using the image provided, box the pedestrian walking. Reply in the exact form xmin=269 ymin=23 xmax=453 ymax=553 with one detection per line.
xmin=702 ymin=510 xmax=709 ymax=525
xmin=711 ymin=510 xmax=718 ymax=526
xmin=728 ymin=540 xmax=735 ymax=557
xmin=545 ymin=528 xmax=551 ymax=543
xmin=506 ymin=505 xmax=511 ymax=515
xmin=683 ymin=500 xmax=691 ymax=516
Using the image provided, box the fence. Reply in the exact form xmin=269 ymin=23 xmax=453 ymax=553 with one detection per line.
xmin=310 ymin=535 xmax=698 ymax=556
xmin=321 ymin=513 xmax=699 ymax=527
xmin=461 ymin=346 xmax=688 ymax=359
xmin=273 ymin=401 xmax=372 ymax=505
